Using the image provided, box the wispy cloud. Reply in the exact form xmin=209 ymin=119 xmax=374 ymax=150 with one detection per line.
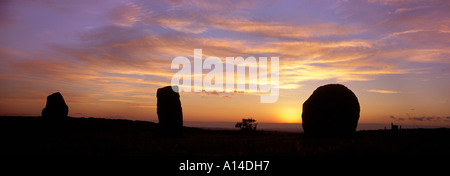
xmin=391 ymin=5 xmax=429 ymax=14
xmin=1 ymin=0 xmax=449 ymax=121
xmin=368 ymin=89 xmax=400 ymax=94
xmin=409 ymin=116 xmax=450 ymax=122
xmin=390 ymin=115 xmax=405 ymax=121
xmin=390 ymin=115 xmax=450 ymax=122
xmin=106 ymin=2 xmax=148 ymax=27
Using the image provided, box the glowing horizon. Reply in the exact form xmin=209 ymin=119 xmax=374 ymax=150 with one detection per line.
xmin=1 ymin=0 xmax=449 ymax=126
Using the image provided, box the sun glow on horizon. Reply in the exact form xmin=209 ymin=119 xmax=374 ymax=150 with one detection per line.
xmin=0 ymin=0 xmax=449 ymax=127
xmin=278 ymin=108 xmax=301 ymax=123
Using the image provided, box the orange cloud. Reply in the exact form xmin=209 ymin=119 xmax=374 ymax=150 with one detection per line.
xmin=367 ymin=89 xmax=400 ymax=94
xmin=156 ymin=17 xmax=208 ymax=34
xmin=106 ymin=2 xmax=147 ymax=27
xmin=1 ymin=0 xmax=449 ymax=122
xmin=211 ymin=19 xmax=360 ymax=39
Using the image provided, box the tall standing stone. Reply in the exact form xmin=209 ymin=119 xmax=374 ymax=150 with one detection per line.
xmin=42 ymin=92 xmax=69 ymax=120
xmin=156 ymin=86 xmax=183 ymax=137
xmin=302 ymin=84 xmax=360 ymax=137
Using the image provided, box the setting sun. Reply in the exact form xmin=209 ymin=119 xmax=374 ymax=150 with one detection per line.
xmin=279 ymin=108 xmax=301 ymax=123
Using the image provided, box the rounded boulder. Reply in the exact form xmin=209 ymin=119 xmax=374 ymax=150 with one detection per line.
xmin=302 ymin=84 xmax=360 ymax=137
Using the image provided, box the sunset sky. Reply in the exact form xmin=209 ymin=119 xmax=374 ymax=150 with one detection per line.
xmin=1 ymin=0 xmax=449 ymax=126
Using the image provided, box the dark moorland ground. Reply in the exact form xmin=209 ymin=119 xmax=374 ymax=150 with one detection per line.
xmin=0 ymin=116 xmax=449 ymax=156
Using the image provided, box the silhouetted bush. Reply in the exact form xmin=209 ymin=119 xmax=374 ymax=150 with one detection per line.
xmin=235 ymin=118 xmax=258 ymax=131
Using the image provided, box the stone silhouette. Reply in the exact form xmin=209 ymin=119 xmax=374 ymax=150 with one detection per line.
xmin=302 ymin=84 xmax=360 ymax=137
xmin=156 ymin=86 xmax=183 ymax=137
xmin=41 ymin=92 xmax=69 ymax=120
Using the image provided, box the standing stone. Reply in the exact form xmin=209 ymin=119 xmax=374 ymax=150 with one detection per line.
xmin=302 ymin=84 xmax=360 ymax=137
xmin=42 ymin=92 xmax=69 ymax=120
xmin=156 ymin=86 xmax=183 ymax=137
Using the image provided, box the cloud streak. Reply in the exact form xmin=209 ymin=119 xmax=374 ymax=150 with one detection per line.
xmin=368 ymin=89 xmax=400 ymax=94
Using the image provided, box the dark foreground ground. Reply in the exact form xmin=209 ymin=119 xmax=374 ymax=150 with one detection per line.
xmin=1 ymin=116 xmax=449 ymax=156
